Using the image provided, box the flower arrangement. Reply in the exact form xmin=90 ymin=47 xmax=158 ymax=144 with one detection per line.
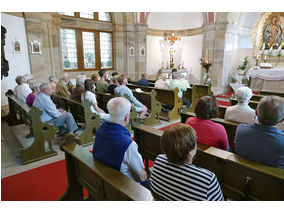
xmin=237 ymin=56 xmax=249 ymax=75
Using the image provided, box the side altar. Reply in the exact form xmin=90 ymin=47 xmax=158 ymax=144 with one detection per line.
xmin=246 ymin=67 xmax=284 ymax=92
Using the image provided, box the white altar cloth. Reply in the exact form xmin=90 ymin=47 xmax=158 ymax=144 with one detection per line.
xmin=246 ymin=67 xmax=284 ymax=81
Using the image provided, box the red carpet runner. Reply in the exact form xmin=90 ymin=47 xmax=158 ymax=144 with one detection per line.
xmin=1 ymin=122 xmax=180 ymax=201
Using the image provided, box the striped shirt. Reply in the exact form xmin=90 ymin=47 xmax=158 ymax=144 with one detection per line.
xmin=150 ymin=154 xmax=224 ymax=201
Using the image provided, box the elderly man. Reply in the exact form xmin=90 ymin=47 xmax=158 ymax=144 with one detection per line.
xmin=169 ymin=72 xmax=191 ymax=109
xmin=33 ymin=82 xmax=78 ymax=134
xmin=70 ymin=75 xmax=86 ymax=102
xmin=115 ymin=75 xmax=147 ymax=118
xmin=93 ymin=97 xmax=148 ymax=185
xmin=235 ymin=95 xmax=284 ymax=169
xmin=14 ymin=75 xmax=23 ymax=99
xmin=137 ymin=73 xmax=149 ymax=86
xmin=62 ymin=72 xmax=74 ymax=93
xmin=225 ymin=86 xmax=256 ymax=124
xmin=17 ymin=74 xmax=33 ymax=102
xmin=96 ymin=69 xmax=109 ymax=93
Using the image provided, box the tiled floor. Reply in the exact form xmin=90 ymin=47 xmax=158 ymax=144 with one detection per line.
xmin=1 ymin=118 xmax=180 ymax=179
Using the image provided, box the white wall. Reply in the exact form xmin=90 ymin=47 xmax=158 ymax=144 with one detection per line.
xmin=147 ymin=12 xmax=203 ymax=30
xmin=1 ymin=13 xmax=31 ymax=106
xmin=146 ymin=34 xmax=203 ymax=83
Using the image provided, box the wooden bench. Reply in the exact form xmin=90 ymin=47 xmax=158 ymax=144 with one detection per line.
xmin=3 ymin=90 xmax=57 ymax=164
xmin=133 ymin=124 xmax=284 ymax=201
xmin=127 ymin=84 xmax=183 ymax=121
xmin=189 ymin=84 xmax=213 ymax=112
xmin=51 ymin=94 xmax=102 ymax=146
xmin=259 ymin=90 xmax=284 ymax=98
xmin=250 ymin=94 xmax=264 ymax=102
xmin=180 ymin=111 xmax=239 ymax=152
xmin=59 ymin=134 xmax=160 ymax=201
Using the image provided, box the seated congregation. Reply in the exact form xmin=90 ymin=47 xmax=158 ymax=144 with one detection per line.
xmin=9 ymin=68 xmax=284 ymax=201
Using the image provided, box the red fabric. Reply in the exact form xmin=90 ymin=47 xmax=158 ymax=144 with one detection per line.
xmin=217 ymin=100 xmax=230 ymax=106
xmin=185 ymin=117 xmax=229 ymax=150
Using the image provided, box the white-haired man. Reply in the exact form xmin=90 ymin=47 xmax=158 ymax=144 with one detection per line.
xmin=33 ymin=82 xmax=78 ymax=134
xmin=225 ymin=86 xmax=255 ymax=124
xmin=17 ymin=74 xmax=33 ymax=102
xmin=154 ymin=73 xmax=169 ymax=89
xmin=235 ymin=95 xmax=284 ymax=169
xmin=62 ymin=72 xmax=74 ymax=93
xmin=93 ymin=97 xmax=148 ymax=187
xmin=70 ymin=75 xmax=86 ymax=102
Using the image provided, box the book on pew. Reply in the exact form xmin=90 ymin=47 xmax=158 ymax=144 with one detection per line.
xmin=135 ymin=88 xmax=143 ymax=93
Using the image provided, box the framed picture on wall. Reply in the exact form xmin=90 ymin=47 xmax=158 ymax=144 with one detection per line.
xmin=129 ymin=47 xmax=135 ymax=56
xmin=31 ymin=40 xmax=41 ymax=55
xmin=12 ymin=39 xmax=21 ymax=53
xmin=140 ymin=47 xmax=145 ymax=56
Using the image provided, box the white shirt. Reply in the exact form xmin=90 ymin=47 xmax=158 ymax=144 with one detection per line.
xmin=17 ymin=83 xmax=32 ymax=102
xmin=154 ymin=79 xmax=169 ymax=89
xmin=225 ymin=103 xmax=256 ymax=124
xmin=81 ymin=91 xmax=97 ymax=113
xmin=180 ymin=78 xmax=191 ymax=88
xmin=120 ymin=141 xmax=145 ymax=181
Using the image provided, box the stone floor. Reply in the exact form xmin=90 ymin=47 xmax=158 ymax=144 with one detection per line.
xmin=1 ymin=118 xmax=180 ymax=179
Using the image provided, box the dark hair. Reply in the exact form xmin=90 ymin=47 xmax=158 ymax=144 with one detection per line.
xmin=15 ymin=75 xmax=22 ymax=85
xmin=112 ymin=72 xmax=118 ymax=77
xmin=98 ymin=69 xmax=106 ymax=77
xmin=91 ymin=73 xmax=99 ymax=82
xmin=195 ymin=96 xmax=218 ymax=119
xmin=161 ymin=123 xmax=197 ymax=165
xmin=117 ymin=74 xmax=126 ymax=85
xmin=84 ymin=79 xmax=95 ymax=93
xmin=172 ymin=68 xmax=177 ymax=73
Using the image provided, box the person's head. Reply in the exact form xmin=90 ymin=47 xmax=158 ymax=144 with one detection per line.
xmin=271 ymin=16 xmax=278 ymax=24
xmin=172 ymin=72 xmax=180 ymax=80
xmin=76 ymin=75 xmax=86 ymax=87
xmin=235 ymin=86 xmax=253 ymax=104
xmin=40 ymin=82 xmax=53 ymax=96
xmin=15 ymin=75 xmax=23 ymax=85
xmin=22 ymin=74 xmax=34 ymax=85
xmin=62 ymin=73 xmax=69 ymax=82
xmin=112 ymin=72 xmax=118 ymax=77
xmin=257 ymin=95 xmax=284 ymax=126
xmin=84 ymin=79 xmax=95 ymax=93
xmin=112 ymin=77 xmax=118 ymax=85
xmin=172 ymin=68 xmax=177 ymax=73
xmin=161 ymin=123 xmax=197 ymax=165
xmin=142 ymin=73 xmax=148 ymax=79
xmin=117 ymin=75 xmax=128 ymax=85
xmin=107 ymin=97 xmax=131 ymax=126
xmin=158 ymin=68 xmax=163 ymax=77
xmin=98 ymin=69 xmax=106 ymax=78
xmin=195 ymin=95 xmax=218 ymax=119
xmin=49 ymin=75 xmax=57 ymax=83
xmin=30 ymin=82 xmax=40 ymax=94
xmin=160 ymin=73 xmax=167 ymax=81
xmin=91 ymin=73 xmax=100 ymax=83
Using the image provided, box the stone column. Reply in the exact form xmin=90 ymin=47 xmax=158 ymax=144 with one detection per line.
xmin=124 ymin=23 xmax=136 ymax=80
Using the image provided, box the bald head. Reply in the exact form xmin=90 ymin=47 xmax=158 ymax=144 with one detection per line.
xmin=107 ymin=97 xmax=131 ymax=125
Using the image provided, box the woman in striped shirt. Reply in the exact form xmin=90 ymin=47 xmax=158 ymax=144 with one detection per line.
xmin=150 ymin=123 xmax=224 ymax=201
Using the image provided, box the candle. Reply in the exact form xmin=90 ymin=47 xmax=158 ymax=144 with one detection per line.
xmin=256 ymin=55 xmax=259 ymax=60
xmin=264 ymin=55 xmax=267 ymax=61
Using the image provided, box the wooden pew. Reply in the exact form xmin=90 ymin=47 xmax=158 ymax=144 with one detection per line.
xmin=59 ymin=134 xmax=160 ymax=201
xmin=133 ymin=124 xmax=284 ymax=201
xmin=259 ymin=90 xmax=284 ymax=98
xmin=230 ymin=98 xmax=258 ymax=110
xmin=180 ymin=111 xmax=239 ymax=153
xmin=3 ymin=90 xmax=57 ymax=164
xmin=250 ymin=94 xmax=264 ymax=102
xmin=189 ymin=84 xmax=213 ymax=112
xmin=51 ymin=94 xmax=102 ymax=146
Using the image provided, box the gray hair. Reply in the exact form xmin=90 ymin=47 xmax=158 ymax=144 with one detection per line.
xmin=76 ymin=75 xmax=86 ymax=87
xmin=107 ymin=97 xmax=131 ymax=124
xmin=30 ymin=82 xmax=40 ymax=91
xmin=172 ymin=72 xmax=179 ymax=80
xmin=15 ymin=75 xmax=22 ymax=85
xmin=22 ymin=74 xmax=33 ymax=83
xmin=257 ymin=95 xmax=284 ymax=126
xmin=39 ymin=82 xmax=50 ymax=92
xmin=49 ymin=75 xmax=56 ymax=82
xmin=236 ymin=86 xmax=253 ymax=103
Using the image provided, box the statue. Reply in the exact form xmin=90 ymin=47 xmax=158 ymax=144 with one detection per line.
xmin=1 ymin=26 xmax=9 ymax=80
xmin=263 ymin=16 xmax=283 ymax=48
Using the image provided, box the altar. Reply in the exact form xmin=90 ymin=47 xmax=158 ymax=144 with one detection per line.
xmin=246 ymin=67 xmax=284 ymax=92
xmin=162 ymin=69 xmax=191 ymax=82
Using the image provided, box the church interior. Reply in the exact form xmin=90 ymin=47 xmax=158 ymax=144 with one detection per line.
xmin=1 ymin=7 xmax=284 ymax=206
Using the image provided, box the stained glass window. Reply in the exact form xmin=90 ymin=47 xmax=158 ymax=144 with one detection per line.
xmin=80 ymin=12 xmax=94 ymax=19
xmin=99 ymin=12 xmax=111 ymax=22
xmin=82 ymin=32 xmax=96 ymax=69
xmin=100 ymin=32 xmax=112 ymax=69
xmin=59 ymin=12 xmax=75 ymax=16
xmin=60 ymin=29 xmax=78 ymax=70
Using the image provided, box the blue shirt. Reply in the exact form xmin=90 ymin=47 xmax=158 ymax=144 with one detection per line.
xmin=137 ymin=78 xmax=149 ymax=86
xmin=114 ymin=85 xmax=144 ymax=108
xmin=235 ymin=123 xmax=284 ymax=169
xmin=33 ymin=92 xmax=62 ymax=122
